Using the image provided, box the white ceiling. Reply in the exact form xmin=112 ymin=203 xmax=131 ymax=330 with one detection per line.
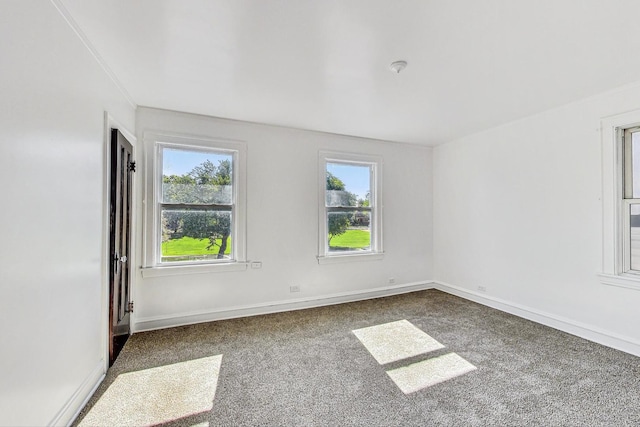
xmin=59 ymin=0 xmax=640 ymax=145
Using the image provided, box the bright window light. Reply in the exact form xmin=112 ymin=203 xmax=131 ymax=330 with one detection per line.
xmin=79 ymin=355 xmax=222 ymax=426
xmin=386 ymin=352 xmax=477 ymax=394
xmin=352 ymin=319 xmax=444 ymax=364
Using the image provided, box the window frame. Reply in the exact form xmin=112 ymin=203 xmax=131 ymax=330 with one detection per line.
xmin=142 ymin=133 xmax=247 ymax=277
xmin=599 ymin=112 xmax=640 ymax=290
xmin=317 ymin=151 xmax=383 ymax=264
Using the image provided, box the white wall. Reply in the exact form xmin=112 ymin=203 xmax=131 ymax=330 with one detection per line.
xmin=0 ymin=1 xmax=135 ymax=425
xmin=134 ymin=108 xmax=433 ymax=331
xmin=434 ymin=82 xmax=640 ymax=355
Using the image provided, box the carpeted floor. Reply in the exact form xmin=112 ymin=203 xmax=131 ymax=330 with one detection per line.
xmin=74 ymin=290 xmax=640 ymax=426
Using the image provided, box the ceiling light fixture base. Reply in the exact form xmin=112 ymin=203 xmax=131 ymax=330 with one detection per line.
xmin=389 ymin=60 xmax=408 ymax=74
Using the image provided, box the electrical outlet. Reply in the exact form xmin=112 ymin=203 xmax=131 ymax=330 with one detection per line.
xmin=251 ymin=261 xmax=262 ymax=269
xmin=388 ymin=278 xmax=396 ymax=285
xmin=477 ymin=285 xmax=487 ymax=293
xmin=290 ymin=285 xmax=300 ymax=293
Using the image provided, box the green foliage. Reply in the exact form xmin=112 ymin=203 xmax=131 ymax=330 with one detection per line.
xmin=357 ymin=191 xmax=370 ymax=207
xmin=212 ymin=160 xmax=232 ymax=185
xmin=189 ymin=160 xmax=218 ymax=184
xmin=326 ymin=172 xmax=357 ymax=207
xmin=190 ymin=159 xmax=232 ymax=185
xmin=163 ymin=174 xmax=196 ymax=185
xmin=326 ymin=171 xmax=358 ymax=241
xmin=327 ymin=212 xmax=351 ymax=243
xmin=180 ymin=211 xmax=230 ymax=240
xmin=326 ymin=171 xmax=345 ymax=190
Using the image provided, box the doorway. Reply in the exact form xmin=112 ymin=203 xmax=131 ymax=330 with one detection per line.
xmin=109 ymin=128 xmax=134 ymax=366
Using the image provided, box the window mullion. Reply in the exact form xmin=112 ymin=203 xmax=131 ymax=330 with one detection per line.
xmin=161 ymin=203 xmax=232 ymax=211
xmin=326 ymin=206 xmax=371 ymax=212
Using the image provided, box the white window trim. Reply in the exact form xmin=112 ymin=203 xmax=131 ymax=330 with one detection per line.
xmin=141 ymin=132 xmax=247 ymax=277
xmin=599 ymin=111 xmax=640 ymax=290
xmin=317 ymin=151 xmax=383 ymax=264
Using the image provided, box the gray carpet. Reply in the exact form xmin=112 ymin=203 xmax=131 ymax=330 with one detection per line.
xmin=74 ymin=290 xmax=640 ymax=426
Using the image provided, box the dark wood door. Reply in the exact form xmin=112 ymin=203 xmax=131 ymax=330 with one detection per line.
xmin=109 ymin=129 xmax=134 ymax=366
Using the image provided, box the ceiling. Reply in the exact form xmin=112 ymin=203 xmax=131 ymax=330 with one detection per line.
xmin=59 ymin=0 xmax=640 ymax=145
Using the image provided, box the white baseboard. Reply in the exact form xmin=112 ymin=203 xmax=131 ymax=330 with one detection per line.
xmin=49 ymin=361 xmax=105 ymax=427
xmin=134 ymin=281 xmax=435 ymax=332
xmin=434 ymin=281 xmax=640 ymax=358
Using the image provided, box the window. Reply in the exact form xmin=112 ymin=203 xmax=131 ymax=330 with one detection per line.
xmin=142 ymin=133 xmax=246 ymax=276
xmin=622 ymin=127 xmax=640 ymax=273
xmin=318 ymin=151 xmax=382 ymax=263
xmin=600 ymin=111 xmax=640 ymax=290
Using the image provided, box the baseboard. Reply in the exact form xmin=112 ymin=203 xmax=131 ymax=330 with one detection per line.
xmin=48 ymin=361 xmax=105 ymax=427
xmin=134 ymin=281 xmax=435 ymax=332
xmin=434 ymin=281 xmax=640 ymax=358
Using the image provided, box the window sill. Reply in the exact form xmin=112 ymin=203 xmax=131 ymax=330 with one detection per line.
xmin=141 ymin=262 xmax=248 ymax=278
xmin=597 ymin=273 xmax=640 ymax=291
xmin=317 ymin=252 xmax=384 ymax=265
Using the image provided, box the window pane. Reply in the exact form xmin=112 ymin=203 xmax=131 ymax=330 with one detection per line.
xmin=631 ymin=204 xmax=640 ymax=271
xmin=161 ymin=209 xmax=232 ymax=262
xmin=327 ymin=210 xmax=371 ymax=252
xmin=326 ymin=163 xmax=370 ymax=207
xmin=162 ymin=148 xmax=232 ymax=204
xmin=632 ymin=132 xmax=640 ymax=198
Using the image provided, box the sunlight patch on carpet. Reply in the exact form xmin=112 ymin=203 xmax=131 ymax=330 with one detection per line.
xmin=79 ymin=355 xmax=222 ymax=427
xmin=352 ymin=319 xmax=445 ymax=364
xmin=386 ymin=352 xmax=476 ymax=394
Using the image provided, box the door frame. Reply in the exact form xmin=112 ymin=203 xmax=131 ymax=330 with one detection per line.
xmin=102 ymin=112 xmax=137 ymax=371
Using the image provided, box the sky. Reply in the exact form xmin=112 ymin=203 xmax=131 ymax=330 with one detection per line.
xmin=327 ymin=162 xmax=370 ymax=200
xmin=163 ymin=148 xmax=231 ymax=176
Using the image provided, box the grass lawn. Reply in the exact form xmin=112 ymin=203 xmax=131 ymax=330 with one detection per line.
xmin=163 ymin=229 xmax=370 ymax=257
xmin=162 ymin=236 xmax=231 ymax=256
xmin=330 ymin=229 xmax=370 ymax=250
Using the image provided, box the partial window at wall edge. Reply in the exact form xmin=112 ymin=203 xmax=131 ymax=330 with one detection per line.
xmin=599 ymin=114 xmax=640 ymax=291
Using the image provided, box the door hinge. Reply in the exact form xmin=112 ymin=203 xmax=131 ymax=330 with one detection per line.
xmin=129 ymin=161 xmax=136 ymax=172
xmin=127 ymin=301 xmax=134 ymax=313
